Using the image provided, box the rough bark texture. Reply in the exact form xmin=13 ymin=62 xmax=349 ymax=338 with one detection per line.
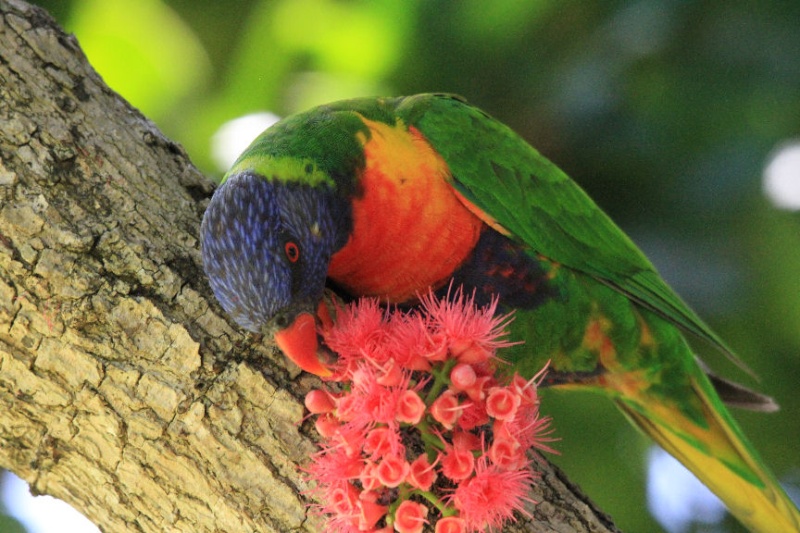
xmin=0 ymin=1 xmax=620 ymax=531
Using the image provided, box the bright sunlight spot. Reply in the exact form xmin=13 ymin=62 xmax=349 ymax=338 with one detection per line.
xmin=646 ymin=447 xmax=727 ymax=533
xmin=763 ymin=141 xmax=800 ymax=211
xmin=2 ymin=471 xmax=99 ymax=533
xmin=211 ymin=112 xmax=281 ymax=172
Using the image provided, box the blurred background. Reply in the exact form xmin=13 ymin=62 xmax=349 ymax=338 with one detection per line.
xmin=3 ymin=0 xmax=800 ymax=531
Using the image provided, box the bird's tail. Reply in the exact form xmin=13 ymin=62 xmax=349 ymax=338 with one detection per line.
xmin=613 ymin=369 xmax=800 ymax=533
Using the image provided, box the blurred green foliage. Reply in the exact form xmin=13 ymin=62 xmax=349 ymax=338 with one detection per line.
xmin=14 ymin=1 xmax=800 ymax=531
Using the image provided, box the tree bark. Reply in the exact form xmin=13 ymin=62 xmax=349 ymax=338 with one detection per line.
xmin=0 ymin=1 xmax=620 ymax=531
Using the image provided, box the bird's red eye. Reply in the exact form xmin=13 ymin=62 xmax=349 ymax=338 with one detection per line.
xmin=284 ymin=241 xmax=300 ymax=263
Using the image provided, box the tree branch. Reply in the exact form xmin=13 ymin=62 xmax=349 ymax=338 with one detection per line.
xmin=0 ymin=1 xmax=619 ymax=531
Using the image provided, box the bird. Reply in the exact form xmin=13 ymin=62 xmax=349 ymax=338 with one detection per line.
xmin=200 ymin=93 xmax=800 ymax=532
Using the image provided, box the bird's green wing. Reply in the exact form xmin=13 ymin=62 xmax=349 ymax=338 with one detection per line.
xmin=398 ymin=93 xmax=743 ymax=367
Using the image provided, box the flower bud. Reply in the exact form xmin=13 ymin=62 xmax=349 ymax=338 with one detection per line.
xmin=305 ymin=389 xmax=336 ymax=414
xmin=314 ymin=413 xmax=340 ymax=438
xmin=450 ymin=363 xmax=477 ymax=391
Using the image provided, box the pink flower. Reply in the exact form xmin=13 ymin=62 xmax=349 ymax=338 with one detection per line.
xmin=303 ymin=291 xmax=555 ymax=533
xmin=461 ymin=375 xmax=494 ymax=403
xmin=435 ymin=516 xmax=466 ymax=533
xmin=441 ymin=442 xmax=475 ymax=481
xmin=327 ymin=480 xmax=359 ymax=516
xmin=359 ymin=460 xmax=381 ymax=492
xmin=335 ymin=392 xmax=360 ymax=422
xmin=420 ymin=331 xmax=450 ymax=362
xmin=363 ymin=426 xmax=402 ymax=459
xmin=451 ymin=431 xmax=480 ymax=452
xmin=325 ymin=514 xmax=360 ymax=533
xmin=489 ymin=432 xmax=525 ymax=471
xmin=323 ymin=298 xmax=390 ymax=365
xmin=512 ymin=410 xmax=557 ymax=454
xmin=376 ymin=453 xmax=410 ymax=488
xmin=349 ymin=366 xmax=403 ymax=426
xmin=510 ymin=372 xmax=540 ymax=405
xmin=305 ymin=445 xmax=363 ymax=485
xmin=451 ymin=456 xmax=536 ymax=531
xmin=314 ymin=413 xmax=340 ymax=438
xmin=358 ymin=492 xmax=389 ymax=531
xmin=330 ymin=423 xmax=367 ymax=458
xmin=391 ymin=314 xmax=440 ymax=371
xmin=485 ymin=386 xmax=521 ymax=421
xmin=456 ymin=399 xmax=489 ymax=431
xmin=500 ymin=372 xmax=557 ymax=454
xmin=420 ymin=287 xmax=516 ymax=359
xmin=451 ymin=338 xmax=493 ymax=364
xmin=407 ymin=454 xmax=438 ymax=491
xmin=396 ymin=389 xmax=426 ymax=424
xmin=394 ymin=500 xmax=428 ymax=533
xmin=376 ymin=359 xmax=404 ymax=386
xmin=430 ymin=389 xmax=462 ymax=429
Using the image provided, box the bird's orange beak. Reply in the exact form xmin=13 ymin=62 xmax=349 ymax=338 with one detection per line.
xmin=273 ymin=304 xmax=333 ymax=377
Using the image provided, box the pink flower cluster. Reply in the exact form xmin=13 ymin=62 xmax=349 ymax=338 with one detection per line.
xmin=303 ymin=290 xmax=554 ymax=533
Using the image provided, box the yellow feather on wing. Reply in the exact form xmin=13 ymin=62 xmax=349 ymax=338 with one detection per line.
xmin=615 ymin=373 xmax=800 ymax=533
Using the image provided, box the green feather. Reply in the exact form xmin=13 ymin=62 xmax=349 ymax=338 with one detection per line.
xmin=398 ymin=93 xmax=746 ymax=371
xmin=225 ymin=103 xmax=370 ymax=195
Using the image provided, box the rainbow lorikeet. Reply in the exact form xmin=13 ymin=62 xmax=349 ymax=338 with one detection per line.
xmin=200 ymin=94 xmax=800 ymax=532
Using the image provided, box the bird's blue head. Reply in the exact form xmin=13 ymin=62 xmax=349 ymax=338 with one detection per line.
xmin=200 ymin=172 xmax=351 ymax=350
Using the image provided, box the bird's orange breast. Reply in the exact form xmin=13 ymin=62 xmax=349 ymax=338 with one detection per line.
xmin=328 ymin=116 xmax=483 ymax=302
